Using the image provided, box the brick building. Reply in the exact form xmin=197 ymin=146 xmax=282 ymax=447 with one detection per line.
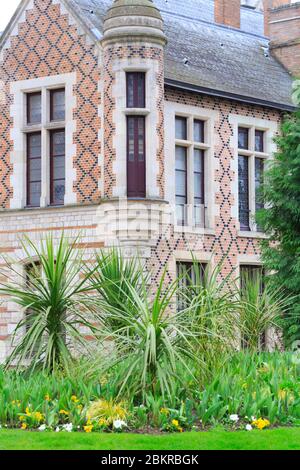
xmin=0 ymin=0 xmax=298 ymax=360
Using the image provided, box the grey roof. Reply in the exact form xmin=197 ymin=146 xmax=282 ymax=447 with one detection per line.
xmin=2 ymin=0 xmax=294 ymax=110
xmin=70 ymin=0 xmax=294 ymax=109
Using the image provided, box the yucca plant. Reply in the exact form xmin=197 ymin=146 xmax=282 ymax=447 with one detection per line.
xmin=238 ymin=273 xmax=291 ymax=352
xmin=87 ymin=248 xmax=147 ymax=334
xmin=97 ymin=269 xmax=201 ymax=401
xmin=178 ymin=261 xmax=240 ymax=384
xmin=0 ymin=234 xmax=99 ymax=372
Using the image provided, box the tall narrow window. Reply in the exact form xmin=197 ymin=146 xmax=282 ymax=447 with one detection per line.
xmin=175 ymin=116 xmax=206 ymax=227
xmin=127 ymin=116 xmax=146 ymax=198
xmin=126 ymin=72 xmax=145 ymax=108
xmin=50 ymin=89 xmax=65 ymax=121
xmin=175 ymin=146 xmax=187 ymax=225
xmin=27 ymin=133 xmax=42 ymax=207
xmin=194 ymin=149 xmax=204 ymax=226
xmin=27 ymin=92 xmax=41 ymax=125
xmin=255 ymin=158 xmax=264 ymax=231
xmin=238 ymin=155 xmax=250 ymax=231
xmin=50 ymin=130 xmax=65 ymax=205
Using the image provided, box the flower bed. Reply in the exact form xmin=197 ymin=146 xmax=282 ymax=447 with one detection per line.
xmin=1 ymin=352 xmax=299 ymax=434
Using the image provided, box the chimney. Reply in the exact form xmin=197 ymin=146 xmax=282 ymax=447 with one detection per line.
xmin=264 ymin=0 xmax=300 ymax=76
xmin=214 ymin=0 xmax=241 ymax=29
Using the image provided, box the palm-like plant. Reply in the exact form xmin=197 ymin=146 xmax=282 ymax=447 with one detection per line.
xmin=238 ymin=274 xmax=290 ymax=352
xmin=178 ymin=261 xmax=240 ymax=384
xmin=0 ymin=235 xmax=99 ymax=372
xmin=97 ymin=269 xmax=200 ymax=401
xmin=87 ymin=248 xmax=148 ymax=335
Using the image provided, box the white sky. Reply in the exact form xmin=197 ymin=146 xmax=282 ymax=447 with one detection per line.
xmin=0 ymin=0 xmax=21 ymax=32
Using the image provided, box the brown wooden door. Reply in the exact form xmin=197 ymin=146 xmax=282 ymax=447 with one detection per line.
xmin=127 ymin=116 xmax=146 ymax=198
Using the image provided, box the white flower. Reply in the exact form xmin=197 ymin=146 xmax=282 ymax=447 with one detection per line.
xmin=38 ymin=424 xmax=46 ymax=432
xmin=229 ymin=414 xmax=239 ymax=422
xmin=251 ymin=416 xmax=256 ymax=421
xmin=55 ymin=426 xmax=60 ymax=433
xmin=113 ymin=419 xmax=127 ymax=430
xmin=246 ymin=424 xmax=253 ymax=431
xmin=62 ymin=423 xmax=73 ymax=433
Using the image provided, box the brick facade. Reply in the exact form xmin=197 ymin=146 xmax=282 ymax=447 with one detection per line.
xmin=0 ymin=0 xmax=288 ymax=360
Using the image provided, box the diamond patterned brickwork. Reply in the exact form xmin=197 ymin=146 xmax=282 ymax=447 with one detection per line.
xmin=103 ymin=44 xmax=165 ymax=198
xmin=0 ymin=0 xmax=101 ymax=208
xmin=148 ymin=87 xmax=282 ymax=284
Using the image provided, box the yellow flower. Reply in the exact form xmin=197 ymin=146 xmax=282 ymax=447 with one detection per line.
xmin=178 ymin=426 xmax=183 ymax=433
xmin=98 ymin=418 xmax=108 ymax=427
xmin=71 ymin=395 xmax=79 ymax=403
xmin=19 ymin=415 xmax=25 ymax=422
xmin=84 ymin=424 xmax=93 ymax=433
xmin=25 ymin=407 xmax=31 ymax=417
xmin=21 ymin=423 xmax=27 ymax=430
xmin=86 ymin=418 xmax=92 ymax=426
xmin=34 ymin=411 xmax=44 ymax=422
xmin=172 ymin=419 xmax=179 ymax=427
xmin=252 ymin=418 xmax=270 ymax=430
xmin=45 ymin=394 xmax=51 ymax=402
xmin=160 ymin=408 xmax=169 ymax=415
xmin=59 ymin=409 xmax=69 ymax=416
xmin=77 ymin=404 xmax=83 ymax=411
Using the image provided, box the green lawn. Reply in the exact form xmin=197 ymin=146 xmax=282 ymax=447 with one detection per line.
xmin=0 ymin=428 xmax=300 ymax=450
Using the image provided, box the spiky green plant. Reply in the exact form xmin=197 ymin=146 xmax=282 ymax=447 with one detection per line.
xmin=0 ymin=234 xmax=99 ymax=372
xmin=178 ymin=261 xmax=240 ymax=383
xmin=238 ymin=273 xmax=291 ymax=352
xmin=87 ymin=248 xmax=148 ymax=334
xmin=96 ymin=268 xmax=201 ymax=401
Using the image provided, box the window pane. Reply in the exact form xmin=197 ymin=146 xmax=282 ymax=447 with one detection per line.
xmin=52 ymin=130 xmax=65 ymax=155
xmin=175 ymin=146 xmax=187 ymax=225
xmin=126 ymin=72 xmax=145 ymax=108
xmin=255 ymin=158 xmax=264 ymax=230
xmin=194 ymin=120 xmax=204 ymax=143
xmin=27 ymin=93 xmax=41 ymax=125
xmin=138 ymin=117 xmax=145 ymax=161
xmin=177 ymin=262 xmax=206 ymax=310
xmin=175 ymin=117 xmax=187 ymax=140
xmin=50 ymin=89 xmax=65 ymax=121
xmin=27 ymin=133 xmax=41 ymax=207
xmin=194 ymin=149 xmax=204 ymax=226
xmin=50 ymin=130 xmax=65 ymax=205
xmin=53 ymin=180 xmax=65 ymax=205
xmin=255 ymin=130 xmax=264 ymax=153
xmin=238 ymin=155 xmax=250 ymax=231
xmin=238 ymin=127 xmax=249 ymax=150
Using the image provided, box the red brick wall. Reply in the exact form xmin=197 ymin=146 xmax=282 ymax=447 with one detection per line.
xmin=264 ymin=1 xmax=300 ymax=76
xmin=215 ymin=0 xmax=241 ymax=29
xmin=0 ymin=0 xmax=101 ymax=209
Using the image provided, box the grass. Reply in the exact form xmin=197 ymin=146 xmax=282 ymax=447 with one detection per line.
xmin=0 ymin=428 xmax=300 ymax=450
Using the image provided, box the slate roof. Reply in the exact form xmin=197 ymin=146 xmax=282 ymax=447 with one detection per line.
xmin=1 ymin=0 xmax=295 ymax=110
xmin=69 ymin=0 xmax=294 ymax=110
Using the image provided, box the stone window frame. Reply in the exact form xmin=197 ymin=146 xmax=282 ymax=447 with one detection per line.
xmin=230 ymin=115 xmax=278 ymax=237
xmin=10 ymin=73 xmax=77 ymax=210
xmin=111 ymin=57 xmax=162 ymax=199
xmin=165 ymin=101 xmax=218 ymax=234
